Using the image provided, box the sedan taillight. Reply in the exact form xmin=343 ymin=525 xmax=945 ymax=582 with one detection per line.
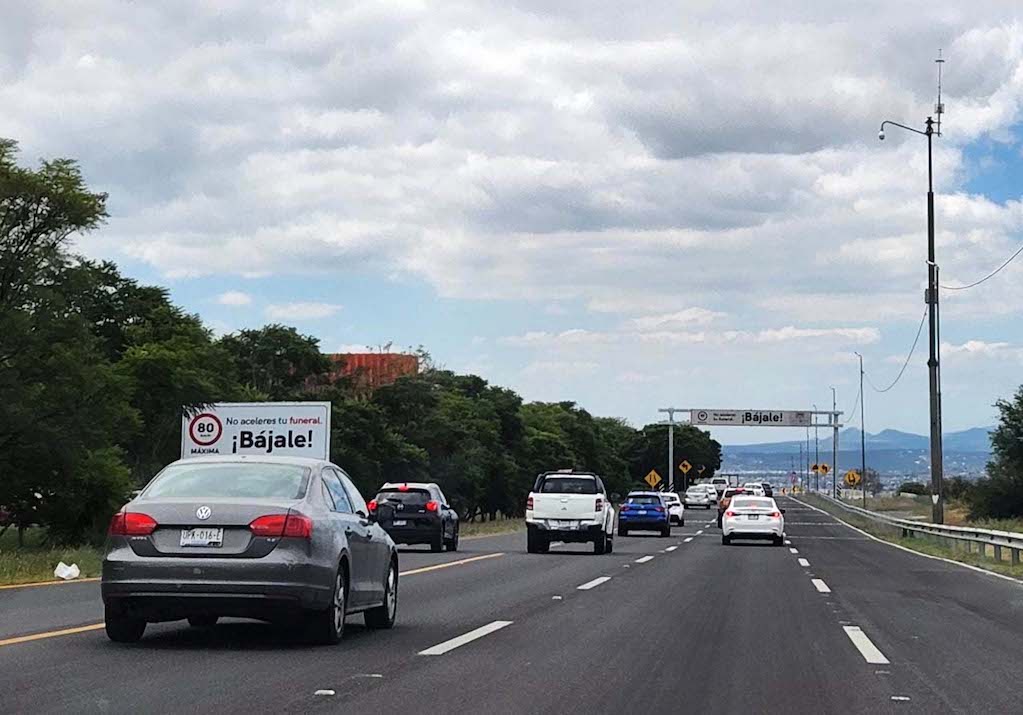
xmin=425 ymin=500 xmax=439 ymax=512
xmin=108 ymin=512 xmax=157 ymax=536
xmin=768 ymin=511 xmax=781 ymax=518
xmin=249 ymin=513 xmax=313 ymax=539
xmin=368 ymin=499 xmax=378 ymax=512
xmin=725 ymin=511 xmax=737 ymax=517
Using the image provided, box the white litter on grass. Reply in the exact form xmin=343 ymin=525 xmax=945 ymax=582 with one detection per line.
xmin=314 ymin=689 xmax=336 ymax=697
xmin=53 ymin=562 xmax=80 ymax=580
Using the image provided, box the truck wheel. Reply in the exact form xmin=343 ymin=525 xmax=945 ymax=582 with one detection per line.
xmin=606 ymin=533 xmax=614 ymax=553
xmin=527 ymin=529 xmax=548 ymax=554
xmin=594 ymin=533 xmax=607 ymax=555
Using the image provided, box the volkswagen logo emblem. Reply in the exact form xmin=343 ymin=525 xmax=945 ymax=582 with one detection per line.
xmin=196 ymin=506 xmax=212 ymax=520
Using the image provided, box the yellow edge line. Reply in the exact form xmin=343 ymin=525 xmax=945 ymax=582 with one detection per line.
xmin=400 ymin=552 xmax=504 ymax=576
xmin=0 ymin=623 xmax=106 ymax=647
xmin=0 ymin=552 xmax=505 ymax=648
xmin=0 ymin=577 xmax=101 ymax=591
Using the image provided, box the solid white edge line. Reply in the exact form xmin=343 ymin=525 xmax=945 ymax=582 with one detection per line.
xmin=634 ymin=555 xmax=655 ymax=563
xmin=790 ymin=497 xmax=1023 ymax=586
xmin=577 ymin=576 xmax=612 ymax=591
xmin=811 ymin=578 xmax=831 ymax=593
xmin=418 ymin=621 xmax=513 ymax=656
xmin=843 ymin=626 xmax=891 ymax=664
xmin=666 ymin=546 xmax=678 ymax=552
xmin=798 ymin=558 xmax=810 ymax=567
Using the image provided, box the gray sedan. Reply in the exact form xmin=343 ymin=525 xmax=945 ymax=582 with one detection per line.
xmin=101 ymin=455 xmax=398 ymax=644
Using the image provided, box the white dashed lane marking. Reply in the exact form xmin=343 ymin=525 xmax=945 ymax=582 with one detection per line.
xmin=634 ymin=556 xmax=655 ymax=564
xmin=843 ymin=626 xmax=891 ymax=665
xmin=665 ymin=546 xmax=678 ymax=552
xmin=798 ymin=558 xmax=810 ymax=567
xmin=811 ymin=579 xmax=832 ymax=593
xmin=789 ymin=548 xmax=799 ymax=554
xmin=577 ymin=576 xmax=612 ymax=591
xmin=684 ymin=537 xmax=693 ymax=543
xmin=419 ymin=621 xmax=514 ymax=656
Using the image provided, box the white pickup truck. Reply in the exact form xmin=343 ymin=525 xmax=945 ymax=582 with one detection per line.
xmin=526 ymin=471 xmax=615 ymax=554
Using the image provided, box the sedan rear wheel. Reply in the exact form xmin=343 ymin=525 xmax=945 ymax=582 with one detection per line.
xmin=446 ymin=527 xmax=459 ymax=552
xmin=365 ymin=559 xmax=398 ymax=629
xmin=105 ymin=605 xmax=146 ymax=643
xmin=305 ymin=564 xmax=347 ymax=645
xmin=430 ymin=528 xmax=444 ymax=553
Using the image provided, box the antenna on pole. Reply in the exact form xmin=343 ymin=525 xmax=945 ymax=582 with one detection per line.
xmin=934 ymin=49 xmax=945 ymax=136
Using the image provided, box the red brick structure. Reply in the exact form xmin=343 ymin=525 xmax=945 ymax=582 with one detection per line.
xmin=326 ymin=353 xmax=419 ymax=394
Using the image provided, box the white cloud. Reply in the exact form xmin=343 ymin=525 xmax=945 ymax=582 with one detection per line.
xmin=521 ymin=360 xmax=600 ymax=378
xmin=216 ymin=290 xmax=252 ymax=306
xmin=630 ymin=308 xmax=725 ymax=330
xmin=942 ymin=340 xmax=1023 ymax=360
xmin=265 ymin=302 xmax=342 ymax=321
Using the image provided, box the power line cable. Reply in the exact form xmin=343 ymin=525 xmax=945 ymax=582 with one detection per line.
xmin=845 ymin=382 xmax=862 ymax=425
xmin=940 ymin=241 xmax=1023 ymax=291
xmin=864 ymin=308 xmax=928 ymax=393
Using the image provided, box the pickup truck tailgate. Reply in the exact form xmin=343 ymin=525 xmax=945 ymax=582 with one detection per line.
xmin=531 ymin=494 xmax=600 ymax=520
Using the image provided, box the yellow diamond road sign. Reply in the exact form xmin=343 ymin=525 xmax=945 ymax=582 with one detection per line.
xmin=820 ymin=464 xmax=830 ymax=475
xmin=844 ymin=469 xmax=861 ymax=487
xmin=644 ymin=469 xmax=662 ymax=488
xmin=811 ymin=463 xmax=819 ymax=473
xmin=679 ymin=460 xmax=692 ymax=474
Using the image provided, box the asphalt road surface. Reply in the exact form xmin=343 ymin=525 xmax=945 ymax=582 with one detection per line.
xmin=3 ymin=498 xmax=1023 ymax=714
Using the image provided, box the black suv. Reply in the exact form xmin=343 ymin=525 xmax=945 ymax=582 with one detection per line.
xmin=371 ymin=482 xmax=460 ymax=552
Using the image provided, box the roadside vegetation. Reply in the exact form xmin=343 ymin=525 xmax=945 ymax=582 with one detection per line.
xmin=0 ymin=141 xmax=721 ymax=583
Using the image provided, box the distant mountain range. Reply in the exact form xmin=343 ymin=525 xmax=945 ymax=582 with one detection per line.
xmin=720 ymin=427 xmax=993 ymax=477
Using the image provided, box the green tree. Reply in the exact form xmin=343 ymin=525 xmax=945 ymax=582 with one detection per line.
xmin=219 ymin=325 xmax=333 ymax=399
xmin=970 ymin=387 xmax=1023 ymax=519
xmin=627 ymin=424 xmax=722 ymax=491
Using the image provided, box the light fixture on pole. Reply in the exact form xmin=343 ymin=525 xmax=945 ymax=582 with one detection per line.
xmin=877 ymin=50 xmax=946 ymax=523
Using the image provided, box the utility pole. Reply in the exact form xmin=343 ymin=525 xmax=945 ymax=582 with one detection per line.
xmin=658 ymin=408 xmax=682 ymax=492
xmin=831 ymin=387 xmax=839 ymax=498
xmin=805 ymin=427 xmax=811 ymax=491
xmin=878 ymin=52 xmax=946 ymax=523
xmin=855 ymin=352 xmax=867 ymax=508
xmin=813 ymin=403 xmax=820 ymax=492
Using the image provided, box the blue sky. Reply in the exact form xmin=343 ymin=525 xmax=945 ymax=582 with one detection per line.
xmin=3 ymin=2 xmax=1022 ymax=444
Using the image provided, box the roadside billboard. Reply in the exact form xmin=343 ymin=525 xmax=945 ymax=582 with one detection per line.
xmin=180 ymin=402 xmax=331 ymax=460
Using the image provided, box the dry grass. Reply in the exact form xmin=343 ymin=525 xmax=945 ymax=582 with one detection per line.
xmin=460 ymin=517 xmax=524 ymax=538
xmin=0 ymin=528 xmax=103 ymax=586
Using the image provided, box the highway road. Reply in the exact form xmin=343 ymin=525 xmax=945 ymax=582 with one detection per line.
xmin=3 ymin=497 xmax=1023 ymax=713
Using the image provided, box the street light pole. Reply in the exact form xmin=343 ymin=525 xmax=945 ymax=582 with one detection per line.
xmin=855 ymin=352 xmax=867 ymax=508
xmin=658 ymin=408 xmax=681 ymax=492
xmin=831 ymin=386 xmax=838 ymax=498
xmin=879 ymin=115 xmax=945 ymax=523
xmin=813 ymin=403 xmax=820 ymax=492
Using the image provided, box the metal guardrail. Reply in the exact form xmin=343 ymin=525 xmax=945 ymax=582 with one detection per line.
xmin=810 ymin=493 xmax=1023 ymax=567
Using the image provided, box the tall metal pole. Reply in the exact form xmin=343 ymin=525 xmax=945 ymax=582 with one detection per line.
xmin=806 ymin=427 xmax=811 ymax=491
xmin=668 ymin=421 xmax=675 ymax=493
xmin=813 ymin=404 xmax=820 ymax=492
xmin=831 ymin=387 xmax=838 ymax=498
xmin=925 ymin=117 xmax=945 ymax=524
xmin=856 ymin=352 xmax=867 ymax=508
xmin=799 ymin=443 xmax=804 ymax=493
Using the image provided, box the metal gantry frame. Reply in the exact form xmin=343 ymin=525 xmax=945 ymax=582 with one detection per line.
xmin=657 ymin=408 xmax=843 ymax=493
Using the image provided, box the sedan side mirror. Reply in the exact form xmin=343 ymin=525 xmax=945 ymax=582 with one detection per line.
xmin=780 ymin=508 xmax=786 ymax=514
xmin=129 ymin=489 xmax=142 ymax=500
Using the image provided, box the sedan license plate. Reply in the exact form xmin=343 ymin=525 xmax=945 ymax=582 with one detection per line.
xmin=552 ymin=520 xmax=576 ymax=529
xmin=636 ymin=510 xmax=647 ymax=516
xmin=180 ymin=527 xmax=223 ymax=547
xmin=748 ymin=515 xmax=760 ymax=521
xmin=392 ymin=520 xmax=407 ymax=527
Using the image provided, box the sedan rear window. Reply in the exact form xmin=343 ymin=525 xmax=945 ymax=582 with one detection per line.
xmin=145 ymin=463 xmax=309 ymax=499
xmin=626 ymin=495 xmax=661 ymax=505
xmin=732 ymin=498 xmax=774 ymax=509
xmin=539 ymin=477 xmax=597 ymax=494
xmin=377 ymin=489 xmax=431 ymax=505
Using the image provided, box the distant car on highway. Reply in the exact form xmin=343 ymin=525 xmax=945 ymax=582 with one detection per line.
xmin=661 ymin=491 xmax=685 ymax=525
xmin=741 ymin=482 xmax=766 ymax=497
xmin=618 ymin=491 xmax=671 ymax=537
xmin=683 ymin=484 xmax=715 ymax=509
xmin=717 ymin=487 xmax=747 ymax=527
xmin=721 ymin=495 xmax=786 ymax=546
xmin=371 ymin=482 xmax=459 ymax=552
xmin=526 ymin=471 xmax=615 ymax=554
xmin=101 ymin=455 xmax=398 ymax=644
xmin=710 ymin=477 xmax=729 ymax=498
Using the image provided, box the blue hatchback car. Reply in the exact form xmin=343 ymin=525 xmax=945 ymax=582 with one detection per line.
xmin=617 ymin=491 xmax=671 ymax=537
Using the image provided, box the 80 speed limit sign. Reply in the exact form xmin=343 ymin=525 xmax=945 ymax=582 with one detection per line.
xmin=188 ymin=413 xmax=223 ymax=447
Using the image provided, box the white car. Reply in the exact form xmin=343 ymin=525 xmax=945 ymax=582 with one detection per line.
xmin=661 ymin=492 xmax=685 ymax=525
xmin=710 ymin=477 xmax=729 ymax=498
xmin=741 ymin=482 xmax=766 ymax=496
xmin=526 ymin=471 xmax=615 ymax=554
xmin=683 ymin=485 xmax=715 ymax=509
xmin=721 ymin=495 xmax=785 ymax=546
